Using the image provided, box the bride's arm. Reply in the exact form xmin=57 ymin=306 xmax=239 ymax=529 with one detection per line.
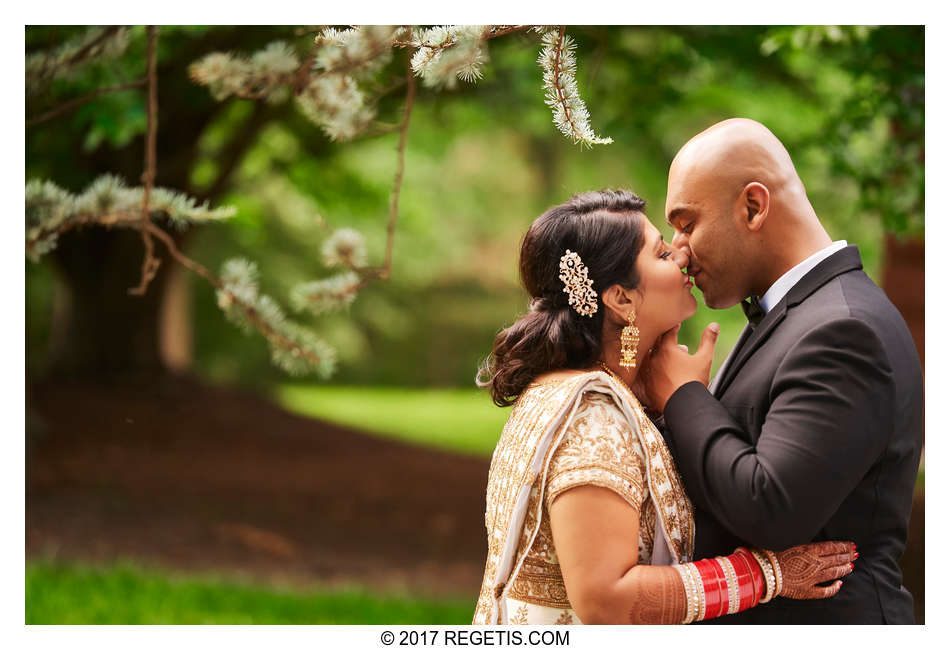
xmin=550 ymin=485 xmax=684 ymax=624
xmin=550 ymin=485 xmax=856 ymax=624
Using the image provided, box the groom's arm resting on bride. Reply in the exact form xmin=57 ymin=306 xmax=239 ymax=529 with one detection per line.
xmin=549 ymin=485 xmax=855 ymax=624
xmin=646 ymin=317 xmax=894 ymax=550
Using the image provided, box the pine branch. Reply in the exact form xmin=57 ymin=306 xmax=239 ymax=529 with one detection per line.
xmin=551 ymin=28 xmax=578 ymax=137
xmin=539 ymin=27 xmax=612 ymax=147
xmin=143 ymin=224 xmax=331 ymax=373
xmin=129 ymin=26 xmax=161 ymax=297
xmin=25 ymin=176 xmax=237 ymax=260
xmin=409 ymin=25 xmax=491 ymax=88
xmin=26 ymin=209 xmax=143 ymax=257
xmin=392 ymin=25 xmax=532 ymax=49
xmin=486 ymin=25 xmax=535 ymax=40
xmin=311 ymin=26 xmax=402 ymax=81
xmin=292 ymin=50 xmax=319 ymax=94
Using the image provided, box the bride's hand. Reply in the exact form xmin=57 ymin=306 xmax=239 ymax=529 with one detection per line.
xmin=639 ymin=322 xmax=719 ymax=413
xmin=776 ymin=540 xmax=856 ymax=600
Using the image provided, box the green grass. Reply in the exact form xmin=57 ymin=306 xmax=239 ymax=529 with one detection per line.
xmin=26 ymin=561 xmax=475 ymax=624
xmin=273 ymin=385 xmax=509 ymax=457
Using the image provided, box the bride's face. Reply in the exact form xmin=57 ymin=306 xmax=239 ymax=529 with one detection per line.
xmin=633 ymin=216 xmax=696 ymax=332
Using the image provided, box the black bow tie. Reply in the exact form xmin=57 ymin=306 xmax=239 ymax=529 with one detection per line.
xmin=741 ymin=295 xmax=765 ymax=327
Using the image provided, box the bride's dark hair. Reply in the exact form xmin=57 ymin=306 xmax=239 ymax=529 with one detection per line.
xmin=478 ymin=189 xmax=647 ymax=407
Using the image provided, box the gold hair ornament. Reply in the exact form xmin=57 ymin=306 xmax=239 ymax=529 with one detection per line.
xmin=558 ymin=249 xmax=598 ymax=317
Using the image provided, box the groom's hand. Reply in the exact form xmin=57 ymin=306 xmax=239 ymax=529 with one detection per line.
xmin=642 ymin=322 xmax=720 ymax=413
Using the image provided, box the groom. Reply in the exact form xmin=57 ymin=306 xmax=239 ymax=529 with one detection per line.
xmin=643 ymin=118 xmax=923 ymax=624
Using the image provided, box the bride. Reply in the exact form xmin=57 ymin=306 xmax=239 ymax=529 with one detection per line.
xmin=472 ymin=189 xmax=855 ymax=625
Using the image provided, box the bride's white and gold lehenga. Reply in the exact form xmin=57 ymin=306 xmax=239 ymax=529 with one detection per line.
xmin=472 ymin=370 xmax=695 ymax=625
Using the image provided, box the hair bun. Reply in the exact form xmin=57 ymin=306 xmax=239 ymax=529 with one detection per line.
xmin=529 ymin=296 xmax=553 ymax=312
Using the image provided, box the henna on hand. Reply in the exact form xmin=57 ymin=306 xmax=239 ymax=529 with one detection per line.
xmin=776 ymin=540 xmax=855 ymax=600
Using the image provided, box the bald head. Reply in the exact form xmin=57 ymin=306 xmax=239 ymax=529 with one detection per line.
xmin=671 ymin=118 xmax=804 ymax=201
xmin=664 ymin=118 xmax=831 ymax=308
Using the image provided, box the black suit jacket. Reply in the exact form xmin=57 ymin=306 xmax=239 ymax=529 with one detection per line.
xmin=663 ymin=246 xmax=922 ymax=624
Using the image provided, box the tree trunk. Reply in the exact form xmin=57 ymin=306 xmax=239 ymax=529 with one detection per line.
xmin=45 ymin=225 xmax=186 ymax=382
xmin=159 ymin=260 xmax=194 ymax=373
xmin=881 ymin=234 xmax=925 ymax=373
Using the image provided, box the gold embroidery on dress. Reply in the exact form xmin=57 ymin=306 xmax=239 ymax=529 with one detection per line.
xmin=507 ymin=391 xmax=653 ymax=610
xmin=473 ymin=373 xmax=694 ymax=625
xmin=556 ymin=610 xmax=574 ymax=625
xmin=510 ymin=603 xmax=529 ymax=624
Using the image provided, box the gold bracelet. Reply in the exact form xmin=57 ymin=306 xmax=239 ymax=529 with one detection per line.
xmin=687 ymin=563 xmax=706 ymax=622
xmin=673 ymin=564 xmax=697 ymax=624
xmin=764 ymin=549 xmax=783 ymax=597
xmin=750 ymin=548 xmax=776 ymax=603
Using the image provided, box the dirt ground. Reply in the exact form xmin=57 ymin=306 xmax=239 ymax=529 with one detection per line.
xmin=25 ymin=372 xmax=924 ymax=622
xmin=26 ymin=373 xmax=491 ymax=599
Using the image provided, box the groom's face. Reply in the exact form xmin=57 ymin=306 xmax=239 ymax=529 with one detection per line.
xmin=665 ymin=170 xmax=749 ymax=309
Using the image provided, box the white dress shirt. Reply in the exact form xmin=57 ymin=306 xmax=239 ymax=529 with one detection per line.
xmin=758 ymin=240 xmax=849 ymax=313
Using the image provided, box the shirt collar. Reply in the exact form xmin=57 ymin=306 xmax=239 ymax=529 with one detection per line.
xmin=759 ymin=240 xmax=848 ymax=313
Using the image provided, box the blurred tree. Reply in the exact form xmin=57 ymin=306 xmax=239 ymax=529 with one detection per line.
xmin=25 ymin=25 xmax=924 ymax=385
xmin=26 ymin=25 xmax=613 ymax=381
xmin=27 ymin=26 xmax=295 ymax=380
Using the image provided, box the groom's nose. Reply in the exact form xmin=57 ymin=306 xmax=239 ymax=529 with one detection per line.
xmin=671 ymin=229 xmax=688 ymax=251
xmin=671 ymin=246 xmax=690 ymax=269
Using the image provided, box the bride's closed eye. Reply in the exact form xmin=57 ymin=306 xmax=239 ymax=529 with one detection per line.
xmin=660 ymin=251 xmax=673 ymax=260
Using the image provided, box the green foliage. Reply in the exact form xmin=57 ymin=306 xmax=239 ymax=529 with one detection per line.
xmin=274 ymin=385 xmax=511 ymax=457
xmin=760 ymin=26 xmax=924 ymax=238
xmin=25 ymin=26 xmax=923 ymax=386
xmin=26 ymin=561 xmax=474 ymax=624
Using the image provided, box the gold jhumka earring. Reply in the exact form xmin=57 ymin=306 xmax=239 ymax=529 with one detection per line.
xmin=619 ymin=308 xmax=640 ymax=368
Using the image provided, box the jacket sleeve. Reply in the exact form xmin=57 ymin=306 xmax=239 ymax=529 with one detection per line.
xmin=663 ymin=317 xmax=895 ymax=549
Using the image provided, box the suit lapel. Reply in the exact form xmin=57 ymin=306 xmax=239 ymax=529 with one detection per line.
xmin=710 ymin=245 xmax=864 ymax=399
xmin=710 ymin=324 xmax=752 ymax=397
xmin=713 ymin=302 xmax=787 ymax=397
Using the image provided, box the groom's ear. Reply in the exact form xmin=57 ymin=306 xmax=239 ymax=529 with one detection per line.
xmin=740 ymin=182 xmax=770 ymax=232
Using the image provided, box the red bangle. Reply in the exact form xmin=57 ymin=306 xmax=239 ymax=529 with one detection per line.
xmin=707 ymin=556 xmax=729 ymax=618
xmin=694 ymin=559 xmax=722 ymax=621
xmin=727 ymin=554 xmax=756 ymax=612
xmin=735 ymin=547 xmax=764 ymax=603
xmin=741 ymin=553 xmax=758 ymax=611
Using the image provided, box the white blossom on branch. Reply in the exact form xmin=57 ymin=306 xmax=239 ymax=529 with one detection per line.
xmin=410 ymin=25 xmax=489 ymax=89
xmin=321 ymin=228 xmax=368 ymax=268
xmin=271 ymin=321 xmax=337 ymax=377
xmin=189 ymin=41 xmax=300 ymax=103
xmin=295 ymin=74 xmax=375 ymax=141
xmin=538 ymin=30 xmax=612 ymax=147
xmin=217 ymin=258 xmax=336 ymax=378
xmin=25 ymin=175 xmax=236 ymax=262
xmin=290 ymin=271 xmax=362 ymax=316
xmin=315 ymin=26 xmax=400 ymax=79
